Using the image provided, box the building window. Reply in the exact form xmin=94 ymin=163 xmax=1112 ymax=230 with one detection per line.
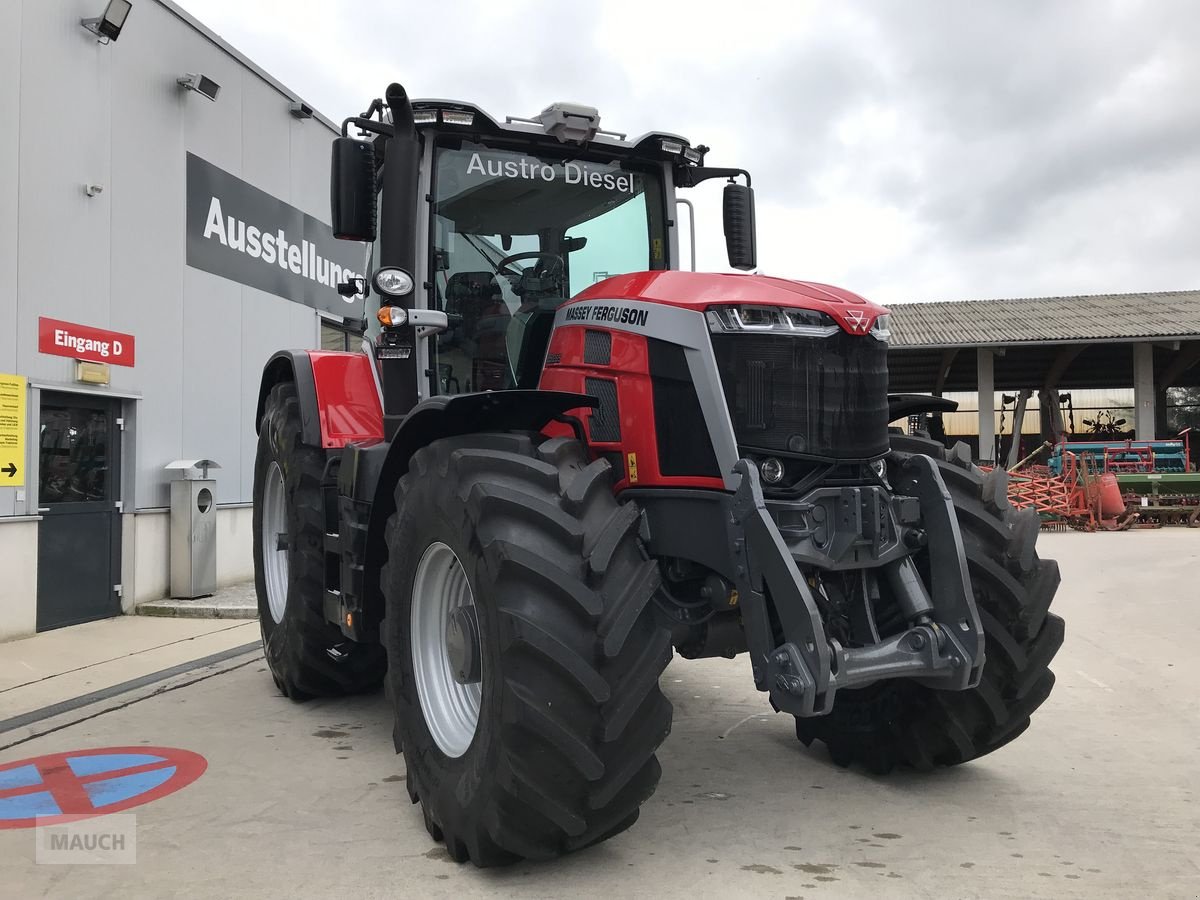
xmin=320 ymin=320 xmax=356 ymax=352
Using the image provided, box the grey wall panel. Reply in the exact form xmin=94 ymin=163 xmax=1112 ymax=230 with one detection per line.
xmin=179 ymin=42 xmax=246 ymax=178
xmin=238 ymin=289 xmax=319 ymax=501
xmin=182 ymin=268 xmax=243 ymax=504
xmin=107 ymin=0 xmax=191 ymax=406
xmin=10 ymin=0 xmax=339 ymax=515
xmin=290 ymin=117 xmax=335 ymax=224
xmin=0 ymin=1 xmax=22 ymax=375
xmin=241 ymin=75 xmax=293 ymax=202
xmin=17 ymin=2 xmax=114 ymax=384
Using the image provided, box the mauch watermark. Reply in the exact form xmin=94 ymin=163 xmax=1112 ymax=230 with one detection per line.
xmin=34 ymin=815 xmax=137 ymax=865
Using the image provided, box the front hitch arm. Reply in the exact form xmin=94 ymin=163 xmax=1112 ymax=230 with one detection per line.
xmin=727 ymin=457 xmax=984 ymax=718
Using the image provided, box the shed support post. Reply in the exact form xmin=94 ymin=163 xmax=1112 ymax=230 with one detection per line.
xmin=977 ymin=348 xmax=995 ymax=464
xmin=1006 ymin=388 xmax=1032 ymax=469
xmin=1133 ymin=343 xmax=1156 ymax=440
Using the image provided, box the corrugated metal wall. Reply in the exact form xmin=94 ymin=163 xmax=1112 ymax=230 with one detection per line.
xmin=938 ymin=388 xmax=1137 ymax=436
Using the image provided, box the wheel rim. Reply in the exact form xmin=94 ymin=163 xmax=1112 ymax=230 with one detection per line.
xmin=262 ymin=461 xmax=289 ymax=625
xmin=411 ymin=541 xmax=482 ymax=758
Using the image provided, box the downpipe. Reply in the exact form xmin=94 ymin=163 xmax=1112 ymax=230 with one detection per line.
xmin=727 ymin=457 xmax=984 ymax=718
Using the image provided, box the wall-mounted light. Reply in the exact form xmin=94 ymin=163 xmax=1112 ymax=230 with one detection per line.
xmin=289 ymin=101 xmax=314 ymax=120
xmin=81 ymin=0 xmax=133 ymax=44
xmin=177 ymin=73 xmax=221 ymax=102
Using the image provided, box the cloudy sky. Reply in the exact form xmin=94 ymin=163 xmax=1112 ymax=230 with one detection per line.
xmin=177 ymin=0 xmax=1199 ymax=305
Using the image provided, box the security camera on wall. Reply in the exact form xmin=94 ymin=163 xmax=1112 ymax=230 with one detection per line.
xmin=177 ymin=73 xmax=221 ymax=102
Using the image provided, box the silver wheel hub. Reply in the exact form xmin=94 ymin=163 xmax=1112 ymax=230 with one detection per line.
xmin=411 ymin=541 xmax=482 ymax=758
xmin=262 ymin=461 xmax=289 ymax=625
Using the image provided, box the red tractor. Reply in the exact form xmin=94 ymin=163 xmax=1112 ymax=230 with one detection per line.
xmin=252 ymin=83 xmax=1063 ymax=866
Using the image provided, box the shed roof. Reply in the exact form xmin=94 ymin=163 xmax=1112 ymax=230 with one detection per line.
xmin=888 ymin=290 xmax=1200 ymax=348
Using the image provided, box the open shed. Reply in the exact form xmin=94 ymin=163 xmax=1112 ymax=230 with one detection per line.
xmin=886 ymin=290 xmax=1200 ymax=462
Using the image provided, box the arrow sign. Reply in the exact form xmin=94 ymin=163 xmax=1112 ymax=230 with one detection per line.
xmin=2 ymin=463 xmax=15 ymax=478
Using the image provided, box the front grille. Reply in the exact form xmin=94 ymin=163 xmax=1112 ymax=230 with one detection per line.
xmin=711 ymin=329 xmax=889 ymax=460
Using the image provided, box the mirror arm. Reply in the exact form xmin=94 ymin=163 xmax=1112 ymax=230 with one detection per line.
xmin=341 ymin=115 xmax=395 ymax=139
xmin=674 ymin=166 xmax=752 ymax=189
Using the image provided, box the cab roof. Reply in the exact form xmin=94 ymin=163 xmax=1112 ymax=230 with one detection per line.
xmin=410 ymin=97 xmax=704 ymax=166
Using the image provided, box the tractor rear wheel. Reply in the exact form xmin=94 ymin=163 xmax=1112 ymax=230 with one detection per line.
xmin=794 ymin=434 xmax=1064 ymax=773
xmin=382 ymin=433 xmax=673 ymax=866
xmin=253 ymin=382 xmax=385 ymax=699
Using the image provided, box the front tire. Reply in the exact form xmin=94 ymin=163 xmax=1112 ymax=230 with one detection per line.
xmin=794 ymin=435 xmax=1064 ymax=772
xmin=252 ymin=381 xmax=385 ymax=699
xmin=382 ymin=433 xmax=673 ymax=866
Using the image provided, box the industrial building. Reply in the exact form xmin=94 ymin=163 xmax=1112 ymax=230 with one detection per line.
xmin=0 ymin=0 xmax=365 ymax=639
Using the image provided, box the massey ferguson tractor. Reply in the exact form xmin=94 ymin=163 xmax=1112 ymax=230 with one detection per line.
xmin=252 ymin=82 xmax=1064 ymax=866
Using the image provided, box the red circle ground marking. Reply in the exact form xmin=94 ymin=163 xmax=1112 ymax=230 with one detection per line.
xmin=0 ymin=746 xmax=207 ymax=829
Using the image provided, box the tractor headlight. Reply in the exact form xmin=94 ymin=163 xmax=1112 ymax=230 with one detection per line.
xmin=759 ymin=457 xmax=785 ymax=484
xmin=706 ymin=305 xmax=840 ymax=338
xmin=374 ymin=267 xmax=414 ymax=297
xmin=870 ymin=313 xmax=891 ymax=342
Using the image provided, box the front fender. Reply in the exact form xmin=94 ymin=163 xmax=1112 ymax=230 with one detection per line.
xmin=255 ymin=349 xmax=383 ymax=449
xmin=346 ymin=389 xmax=597 ymax=636
xmin=381 ymin=389 xmax=597 ymax=489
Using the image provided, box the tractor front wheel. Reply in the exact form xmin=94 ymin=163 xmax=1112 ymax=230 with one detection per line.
xmin=794 ymin=434 xmax=1064 ymax=772
xmin=252 ymin=381 xmax=385 ymax=699
xmin=382 ymin=433 xmax=673 ymax=866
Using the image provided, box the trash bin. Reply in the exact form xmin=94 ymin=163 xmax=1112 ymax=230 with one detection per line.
xmin=165 ymin=459 xmax=221 ymax=599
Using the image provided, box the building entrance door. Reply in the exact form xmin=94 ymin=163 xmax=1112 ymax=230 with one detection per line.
xmin=36 ymin=392 xmax=123 ymax=631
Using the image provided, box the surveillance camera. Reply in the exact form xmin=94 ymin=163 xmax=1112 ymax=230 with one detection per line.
xmin=177 ymin=73 xmax=220 ymax=102
xmin=289 ymin=101 xmax=314 ymax=120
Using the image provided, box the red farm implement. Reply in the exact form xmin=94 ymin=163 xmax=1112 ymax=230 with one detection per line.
xmin=994 ymin=452 xmax=1135 ymax=531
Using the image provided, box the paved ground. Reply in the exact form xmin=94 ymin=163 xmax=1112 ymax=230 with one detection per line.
xmin=0 ymin=617 xmax=258 ymax=721
xmin=1 ymin=530 xmax=1198 ymax=898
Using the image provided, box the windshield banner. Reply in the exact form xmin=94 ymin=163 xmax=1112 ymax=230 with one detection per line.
xmin=463 ymin=152 xmax=636 ymax=194
xmin=185 ymin=153 xmax=366 ymax=316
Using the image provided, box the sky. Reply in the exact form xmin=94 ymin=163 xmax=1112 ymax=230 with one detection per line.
xmin=175 ymin=0 xmax=1200 ymax=306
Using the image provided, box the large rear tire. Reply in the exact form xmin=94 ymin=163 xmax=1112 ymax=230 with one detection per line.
xmin=382 ymin=433 xmax=673 ymax=866
xmin=794 ymin=435 xmax=1064 ymax=772
xmin=252 ymin=381 xmax=386 ymax=700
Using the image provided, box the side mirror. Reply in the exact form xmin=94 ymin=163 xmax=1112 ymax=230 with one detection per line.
xmin=331 ymin=137 xmax=377 ymax=242
xmin=723 ymin=182 xmax=757 ymax=271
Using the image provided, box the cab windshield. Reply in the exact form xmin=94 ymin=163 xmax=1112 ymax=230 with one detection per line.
xmin=430 ymin=140 xmax=667 ymax=393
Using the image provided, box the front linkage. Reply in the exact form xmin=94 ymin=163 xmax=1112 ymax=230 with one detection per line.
xmin=641 ymin=455 xmax=984 ymax=718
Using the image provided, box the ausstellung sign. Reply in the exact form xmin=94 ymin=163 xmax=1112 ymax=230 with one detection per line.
xmin=186 ymin=153 xmax=366 ymax=316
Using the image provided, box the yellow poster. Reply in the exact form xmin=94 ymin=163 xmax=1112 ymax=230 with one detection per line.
xmin=0 ymin=373 xmax=26 ymax=487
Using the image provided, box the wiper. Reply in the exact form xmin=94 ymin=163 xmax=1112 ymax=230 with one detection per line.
xmin=461 ymin=234 xmax=514 ymax=278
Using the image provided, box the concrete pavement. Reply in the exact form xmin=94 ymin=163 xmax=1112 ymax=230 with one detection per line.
xmin=0 ymin=616 xmax=259 ymax=724
xmin=1 ymin=531 xmax=1198 ymax=898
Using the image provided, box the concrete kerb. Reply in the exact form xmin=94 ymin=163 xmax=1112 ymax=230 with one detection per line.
xmin=137 ymin=581 xmax=258 ymax=620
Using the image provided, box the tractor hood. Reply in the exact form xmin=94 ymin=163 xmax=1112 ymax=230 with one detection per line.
xmin=571 ymin=271 xmax=888 ymax=337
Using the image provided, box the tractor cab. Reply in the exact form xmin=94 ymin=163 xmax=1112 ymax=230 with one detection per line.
xmin=331 ymin=86 xmax=755 ymax=424
xmin=428 ymin=136 xmax=669 ymax=393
